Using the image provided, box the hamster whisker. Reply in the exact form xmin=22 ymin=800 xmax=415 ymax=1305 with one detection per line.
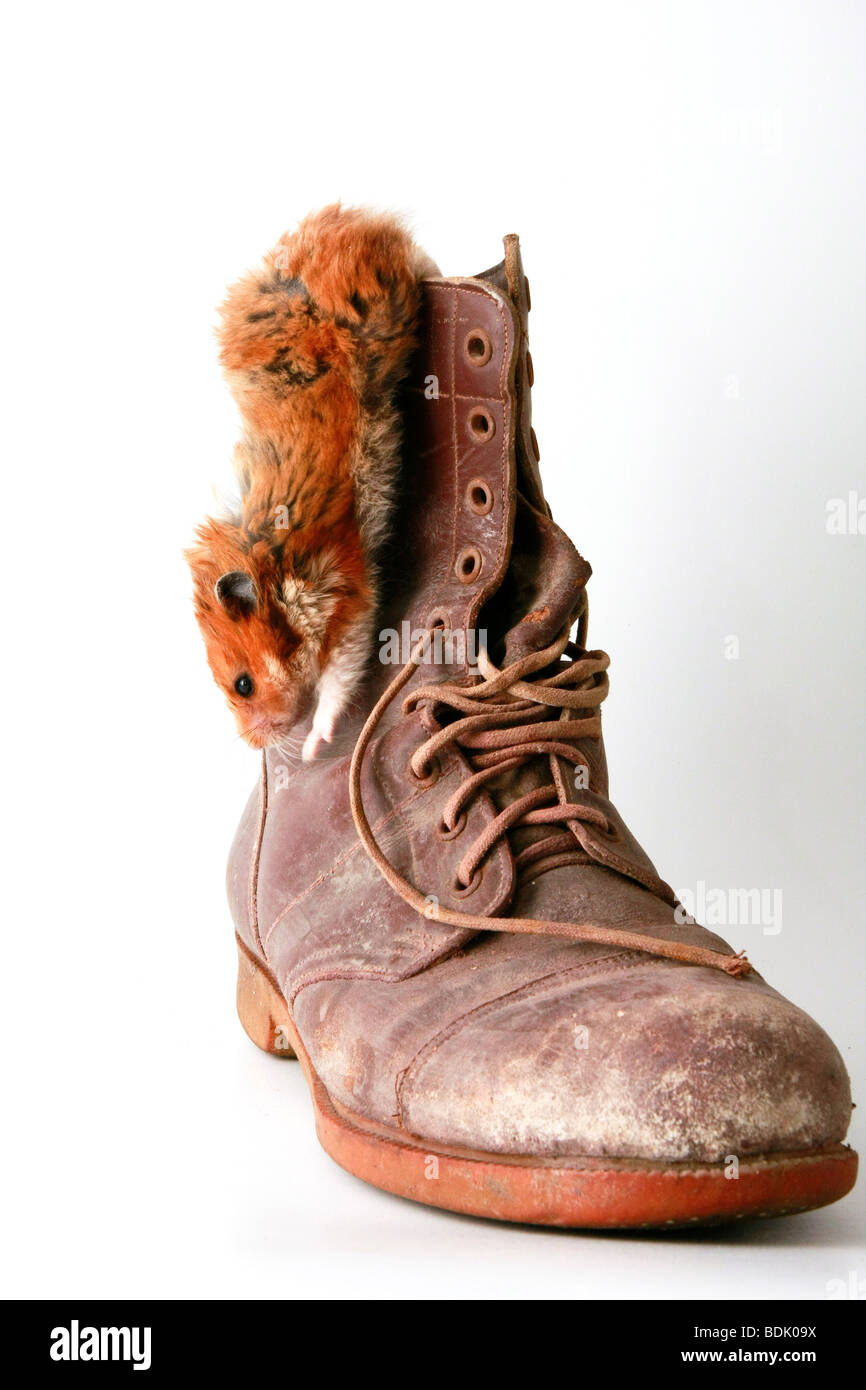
xmin=273 ymin=736 xmax=303 ymax=761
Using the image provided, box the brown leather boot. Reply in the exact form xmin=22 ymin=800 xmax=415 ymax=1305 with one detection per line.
xmin=228 ymin=237 xmax=857 ymax=1227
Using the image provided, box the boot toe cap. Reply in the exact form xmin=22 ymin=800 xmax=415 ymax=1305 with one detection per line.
xmin=398 ymin=961 xmax=852 ymax=1162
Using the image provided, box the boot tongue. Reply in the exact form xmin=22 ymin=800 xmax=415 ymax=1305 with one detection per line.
xmin=484 ymin=493 xmax=593 ymax=663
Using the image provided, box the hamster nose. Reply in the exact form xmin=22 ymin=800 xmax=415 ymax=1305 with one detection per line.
xmin=238 ymin=716 xmax=268 ymax=749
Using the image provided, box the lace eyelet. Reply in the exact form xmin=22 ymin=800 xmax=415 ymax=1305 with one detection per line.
xmin=466 ymin=478 xmax=493 ymax=515
xmin=467 ymin=407 xmax=495 ymax=442
xmin=455 ymin=547 xmax=483 ymax=584
xmin=464 ymin=329 xmax=492 ymax=367
xmin=408 ymin=755 xmax=440 ymax=787
xmin=453 ymin=867 xmax=483 ymax=897
xmin=437 ymin=812 xmax=467 ymax=841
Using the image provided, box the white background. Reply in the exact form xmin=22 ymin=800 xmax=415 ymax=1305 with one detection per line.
xmin=1 ymin=0 xmax=863 ymax=1300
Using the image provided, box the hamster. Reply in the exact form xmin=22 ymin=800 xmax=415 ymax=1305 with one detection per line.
xmin=186 ymin=205 xmax=436 ymax=760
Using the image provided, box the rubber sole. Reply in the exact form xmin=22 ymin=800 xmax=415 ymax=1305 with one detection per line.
xmin=236 ymin=934 xmax=858 ymax=1229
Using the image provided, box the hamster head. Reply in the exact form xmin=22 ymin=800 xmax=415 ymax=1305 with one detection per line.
xmin=187 ymin=517 xmax=368 ymax=749
xmin=186 ymin=521 xmax=323 ymax=748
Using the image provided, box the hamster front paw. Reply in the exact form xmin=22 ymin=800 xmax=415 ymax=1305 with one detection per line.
xmin=301 ymin=699 xmax=338 ymax=762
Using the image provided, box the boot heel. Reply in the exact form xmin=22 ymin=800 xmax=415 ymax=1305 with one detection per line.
xmin=236 ymin=935 xmax=296 ymax=1057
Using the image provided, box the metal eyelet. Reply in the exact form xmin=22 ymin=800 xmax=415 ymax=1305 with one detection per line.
xmin=468 ymin=407 xmax=495 ymax=442
xmin=455 ymin=547 xmax=483 ymax=584
xmin=465 ymin=478 xmax=493 ymax=515
xmin=453 ymin=867 xmax=482 ymax=897
xmin=409 ymin=755 xmax=440 ymax=787
xmin=464 ymin=329 xmax=492 ymax=367
xmin=437 ymin=812 xmax=467 ymax=841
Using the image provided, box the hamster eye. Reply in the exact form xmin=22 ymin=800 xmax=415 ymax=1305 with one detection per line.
xmin=234 ymin=674 xmax=254 ymax=697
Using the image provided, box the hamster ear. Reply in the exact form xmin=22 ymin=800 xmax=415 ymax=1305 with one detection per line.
xmin=214 ymin=570 xmax=258 ymax=619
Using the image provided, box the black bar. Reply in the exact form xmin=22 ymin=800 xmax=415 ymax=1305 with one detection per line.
xmin=1 ymin=1299 xmax=860 ymax=1374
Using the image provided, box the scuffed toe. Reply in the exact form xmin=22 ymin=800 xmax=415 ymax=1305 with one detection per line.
xmin=397 ymin=961 xmax=852 ymax=1162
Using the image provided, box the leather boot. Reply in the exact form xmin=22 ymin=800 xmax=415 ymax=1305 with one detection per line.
xmin=228 ymin=237 xmax=857 ymax=1227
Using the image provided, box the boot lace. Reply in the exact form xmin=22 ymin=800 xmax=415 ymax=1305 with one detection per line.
xmin=349 ymin=607 xmax=751 ymax=977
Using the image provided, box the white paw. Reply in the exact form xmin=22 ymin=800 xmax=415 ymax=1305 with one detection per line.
xmin=301 ymin=703 xmax=337 ymax=762
xmin=301 ymin=728 xmax=322 ymax=762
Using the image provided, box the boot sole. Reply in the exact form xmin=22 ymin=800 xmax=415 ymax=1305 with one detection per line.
xmin=236 ymin=934 xmax=858 ymax=1229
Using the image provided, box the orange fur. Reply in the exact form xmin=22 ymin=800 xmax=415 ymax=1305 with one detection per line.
xmin=186 ymin=205 xmax=430 ymax=752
